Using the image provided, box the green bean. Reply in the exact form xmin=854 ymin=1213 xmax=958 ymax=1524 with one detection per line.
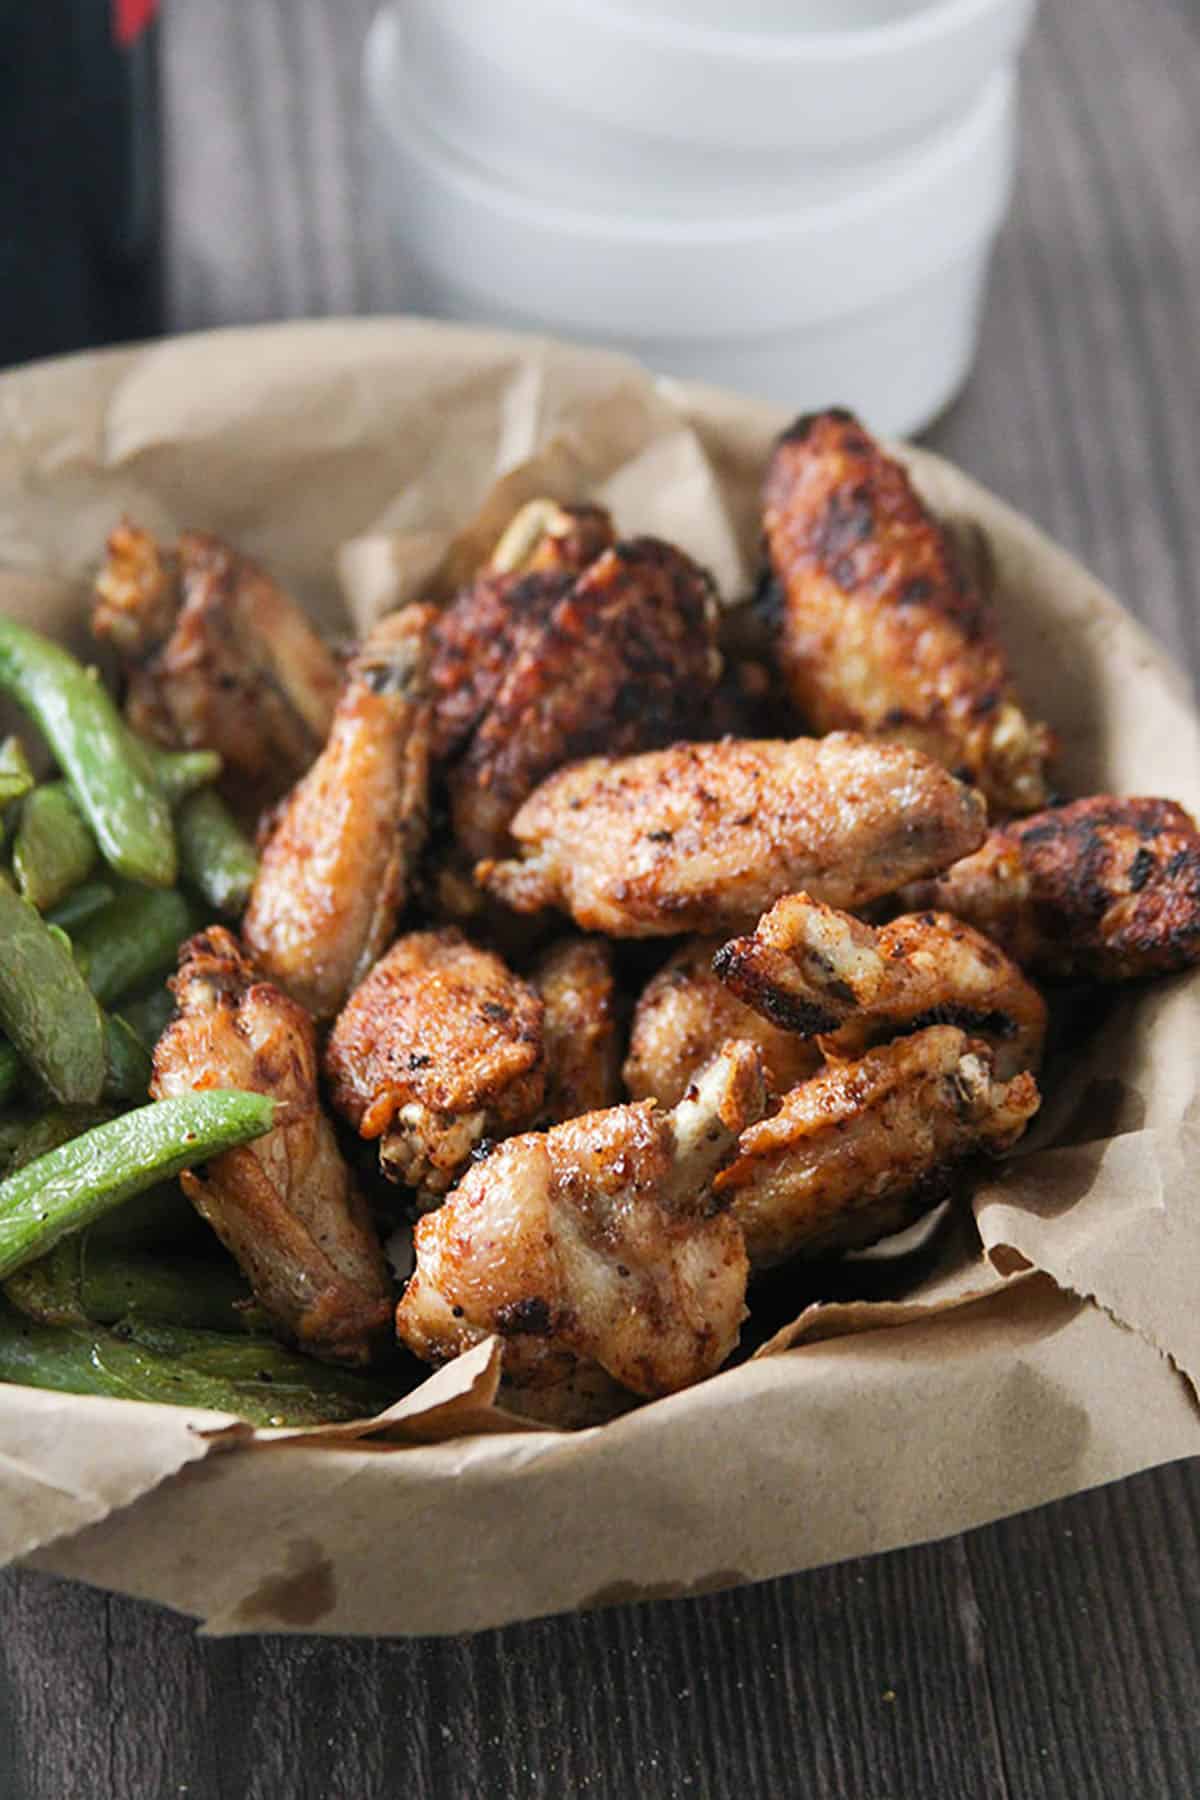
xmin=73 ymin=882 xmax=192 ymax=1006
xmin=0 ymin=736 xmax=33 ymax=809
xmin=3 ymin=1238 xmax=85 ymax=1326
xmin=134 ymin=737 xmax=222 ymax=806
xmin=0 ymin=618 xmax=176 ymax=887
xmin=6 ymin=1239 xmax=262 ymax=1334
xmin=0 ymin=1301 xmax=392 ymax=1425
xmin=8 ymin=1105 xmax=112 ymax=1173
xmin=0 ymin=1045 xmax=21 ymax=1108
xmin=0 ymin=883 xmax=107 ymax=1104
xmin=102 ymin=1013 xmax=152 ymax=1101
xmin=0 ymin=1089 xmax=275 ymax=1279
xmin=12 ymin=781 xmax=99 ymax=911
xmin=176 ymin=787 xmax=258 ymax=915
xmin=46 ymin=880 xmax=116 ymax=934
xmin=116 ymin=981 xmax=175 ymax=1052
xmin=87 ymin=1182 xmax=203 ymax=1250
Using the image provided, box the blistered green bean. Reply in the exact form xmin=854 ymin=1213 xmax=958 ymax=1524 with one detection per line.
xmin=46 ymin=880 xmax=116 ymax=934
xmin=0 ymin=883 xmax=107 ymax=1104
xmin=176 ymin=787 xmax=258 ymax=915
xmin=12 ymin=781 xmax=98 ymax=911
xmin=73 ymin=882 xmax=192 ymax=1006
xmin=0 ymin=736 xmax=33 ymax=809
xmin=116 ymin=982 xmax=175 ymax=1053
xmin=134 ymin=737 xmax=222 ymax=806
xmin=102 ymin=1013 xmax=153 ymax=1101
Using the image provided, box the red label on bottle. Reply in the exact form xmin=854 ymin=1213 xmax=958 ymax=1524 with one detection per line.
xmin=113 ymin=0 xmax=159 ymax=47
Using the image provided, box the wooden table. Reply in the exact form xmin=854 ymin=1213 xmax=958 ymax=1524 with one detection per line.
xmin=3 ymin=1 xmax=1199 ymax=1793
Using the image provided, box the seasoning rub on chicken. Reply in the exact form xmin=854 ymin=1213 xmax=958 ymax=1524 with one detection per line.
xmin=531 ymin=936 xmax=623 ymax=1125
xmin=395 ymin=1041 xmax=767 ymax=1398
xmin=478 ymin=734 xmax=987 ymax=936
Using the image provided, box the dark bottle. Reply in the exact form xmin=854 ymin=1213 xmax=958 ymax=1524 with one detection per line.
xmin=0 ymin=0 xmax=163 ymax=369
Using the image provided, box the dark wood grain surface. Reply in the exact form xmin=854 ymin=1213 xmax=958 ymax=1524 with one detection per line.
xmin=3 ymin=2 xmax=1199 ymax=1795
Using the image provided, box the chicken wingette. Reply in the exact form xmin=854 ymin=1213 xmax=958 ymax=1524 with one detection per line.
xmin=478 ymin=734 xmax=986 ymax=936
xmin=532 ymin=937 xmax=623 ymax=1124
xmin=714 ymin=892 xmax=1046 ymax=1079
xmin=715 ymin=1025 xmax=1040 ymax=1269
xmin=395 ymin=1041 xmax=766 ymax=1398
xmin=242 ymin=605 xmax=436 ymax=1020
xmin=150 ymin=928 xmax=392 ymax=1365
xmin=901 ymin=795 xmax=1200 ymax=981
xmin=761 ymin=409 xmax=1054 ymax=814
xmin=323 ymin=928 xmax=546 ymax=1203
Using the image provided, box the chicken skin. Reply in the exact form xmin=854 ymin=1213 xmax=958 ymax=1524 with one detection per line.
xmin=324 ymin=928 xmax=546 ymax=1203
xmin=395 ymin=1041 xmax=766 ymax=1398
xmin=532 ymin=937 xmax=623 ymax=1125
xmin=714 ymin=893 xmax=1046 ymax=1080
xmin=901 ymin=795 xmax=1200 ymax=982
xmin=242 ymin=606 xmax=436 ymax=1020
xmin=93 ymin=521 xmax=341 ymax=816
xmin=624 ymin=937 xmax=820 ymax=1109
xmin=761 ymin=409 xmax=1054 ymax=814
xmin=715 ymin=1026 xmax=1040 ymax=1269
xmin=479 ymin=734 xmax=987 ymax=936
xmin=449 ymin=536 xmax=723 ymax=860
xmin=150 ymin=928 xmax=392 ymax=1365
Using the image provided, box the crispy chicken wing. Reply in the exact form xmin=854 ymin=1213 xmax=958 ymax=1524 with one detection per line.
xmin=714 ymin=893 xmax=1046 ymax=1079
xmin=324 ymin=928 xmax=546 ymax=1202
xmin=532 ymin=937 xmax=623 ymax=1124
xmin=449 ymin=537 xmax=723 ymax=860
xmin=479 ymin=734 xmax=987 ymax=936
xmin=624 ymin=937 xmax=820 ymax=1108
xmin=715 ymin=1025 xmax=1040 ymax=1268
xmin=93 ymin=521 xmax=341 ymax=816
xmin=150 ymin=928 xmax=392 ymax=1365
xmin=901 ymin=795 xmax=1200 ymax=981
xmin=242 ymin=606 xmax=435 ymax=1019
xmin=395 ymin=1040 xmax=766 ymax=1397
xmin=761 ymin=410 xmax=1054 ymax=814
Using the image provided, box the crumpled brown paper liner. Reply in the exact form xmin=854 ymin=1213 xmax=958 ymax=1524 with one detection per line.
xmin=3 ymin=318 xmax=1199 ymax=1636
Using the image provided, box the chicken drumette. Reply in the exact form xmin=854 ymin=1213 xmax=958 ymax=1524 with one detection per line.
xmin=150 ymin=928 xmax=392 ymax=1365
xmin=93 ymin=522 xmax=341 ymax=816
xmin=532 ymin=937 xmax=623 ymax=1124
xmin=242 ymin=605 xmax=436 ymax=1020
xmin=714 ymin=892 xmax=1046 ymax=1079
xmin=624 ymin=937 xmax=820 ymax=1109
xmin=761 ymin=409 xmax=1054 ymax=814
xmin=479 ymin=734 xmax=986 ymax=936
xmin=395 ymin=1041 xmax=767 ymax=1398
xmin=323 ymin=928 xmax=546 ymax=1203
xmin=715 ymin=1025 xmax=1040 ymax=1269
xmin=902 ymin=795 xmax=1200 ymax=982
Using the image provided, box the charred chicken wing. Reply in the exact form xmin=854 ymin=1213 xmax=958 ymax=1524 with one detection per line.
xmin=324 ymin=928 xmax=546 ymax=1202
xmin=479 ymin=734 xmax=987 ymax=936
xmin=715 ymin=1025 xmax=1040 ymax=1268
xmin=761 ymin=409 xmax=1054 ymax=813
xmin=93 ymin=521 xmax=341 ymax=815
xmin=624 ymin=937 xmax=820 ymax=1108
xmin=395 ymin=1041 xmax=767 ymax=1398
xmin=150 ymin=928 xmax=392 ymax=1365
xmin=532 ymin=937 xmax=623 ymax=1124
xmin=714 ymin=893 xmax=1046 ymax=1079
xmin=901 ymin=795 xmax=1200 ymax=981
xmin=242 ymin=605 xmax=436 ymax=1020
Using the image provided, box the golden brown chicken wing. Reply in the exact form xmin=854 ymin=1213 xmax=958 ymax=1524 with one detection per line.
xmin=715 ymin=1025 xmax=1040 ymax=1268
xmin=714 ymin=893 xmax=1046 ymax=1079
xmin=395 ymin=1040 xmax=766 ymax=1398
xmin=449 ymin=536 xmax=723 ymax=860
xmin=93 ymin=521 xmax=341 ymax=816
xmin=532 ymin=937 xmax=623 ymax=1124
xmin=150 ymin=928 xmax=392 ymax=1365
xmin=761 ymin=409 xmax=1054 ymax=814
xmin=242 ymin=605 xmax=436 ymax=1020
xmin=901 ymin=795 xmax=1200 ymax=981
xmin=323 ymin=928 xmax=546 ymax=1202
xmin=623 ymin=937 xmax=820 ymax=1108
xmin=478 ymin=734 xmax=987 ymax=936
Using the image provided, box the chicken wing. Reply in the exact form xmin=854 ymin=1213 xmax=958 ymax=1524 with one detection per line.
xmin=901 ymin=795 xmax=1200 ymax=981
xmin=395 ymin=1040 xmax=766 ymax=1398
xmin=93 ymin=521 xmax=341 ymax=816
xmin=624 ymin=937 xmax=820 ymax=1108
xmin=242 ymin=605 xmax=436 ymax=1020
xmin=532 ymin=937 xmax=623 ymax=1124
xmin=715 ymin=1026 xmax=1040 ymax=1268
xmin=323 ymin=928 xmax=546 ymax=1202
xmin=761 ymin=409 xmax=1054 ymax=814
xmin=478 ymin=733 xmax=987 ymax=936
xmin=150 ymin=928 xmax=392 ymax=1365
xmin=449 ymin=536 xmax=723 ymax=860
xmin=714 ymin=893 xmax=1046 ymax=1079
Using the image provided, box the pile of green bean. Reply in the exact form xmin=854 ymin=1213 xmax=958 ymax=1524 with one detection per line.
xmin=0 ymin=618 xmax=387 ymax=1426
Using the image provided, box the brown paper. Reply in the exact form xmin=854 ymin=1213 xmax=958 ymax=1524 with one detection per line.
xmin=2 ymin=318 xmax=1199 ymax=1636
